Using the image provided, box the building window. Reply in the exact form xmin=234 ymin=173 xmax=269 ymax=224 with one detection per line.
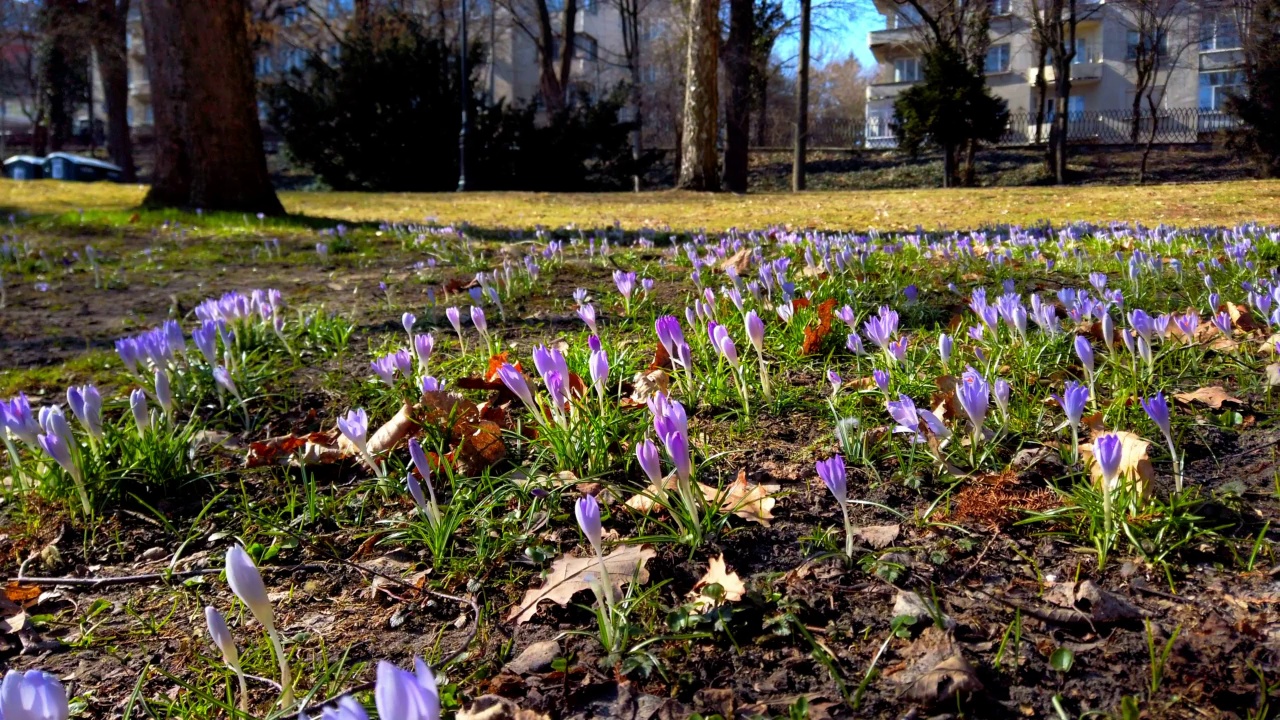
xmin=1199 ymin=70 xmax=1244 ymax=110
xmin=1047 ymin=95 xmax=1086 ymax=120
xmin=145 ymin=107 xmax=153 ymax=124
xmin=127 ymin=107 xmax=134 ymax=126
xmin=1050 ymin=38 xmax=1096 ymax=65
xmin=255 ymin=55 xmax=274 ymax=76
xmin=328 ymin=0 xmax=355 ymax=17
xmin=583 ymin=0 xmax=599 ymax=13
xmin=328 ymin=44 xmax=341 ymax=63
xmin=1200 ymin=12 xmax=1240 ymax=50
xmin=893 ymin=57 xmax=921 ymax=82
xmin=990 ymin=0 xmax=1011 ymax=15
xmin=1126 ymin=30 xmax=1168 ymax=60
xmin=985 ymin=44 xmax=1011 ymax=73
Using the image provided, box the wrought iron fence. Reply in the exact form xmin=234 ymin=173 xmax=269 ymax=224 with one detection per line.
xmin=696 ymin=106 xmax=1243 ymax=151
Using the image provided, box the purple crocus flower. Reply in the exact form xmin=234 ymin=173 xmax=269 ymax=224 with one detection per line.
xmin=374 ymin=658 xmax=440 ymax=720
xmin=835 ymin=305 xmax=856 ymax=329
xmin=371 ymin=354 xmax=399 ymax=386
xmin=1172 ymin=311 xmax=1199 ymax=340
xmin=577 ymin=304 xmax=598 ymax=334
xmin=336 ymin=408 xmax=370 ymax=454
xmin=662 ymin=429 xmax=692 ymax=482
xmin=414 ymin=333 xmax=435 ymax=369
xmin=67 ymin=385 xmax=103 ymax=439
xmin=1093 ymin=432 xmax=1124 ymax=489
xmin=745 ymin=311 xmax=765 ymax=353
xmin=497 ymin=363 xmax=537 ymax=412
xmin=655 ymin=316 xmax=685 ymax=356
xmin=873 ymin=368 xmax=890 ymax=393
xmin=956 ymin=367 xmax=990 ymax=438
xmin=636 ymin=438 xmax=663 ymax=486
xmin=711 ymin=324 xmax=740 ymax=367
xmin=846 ymin=333 xmax=865 ymax=355
xmin=420 ymin=375 xmax=444 ymax=393
xmin=575 ymin=494 xmax=604 ymax=556
xmin=828 ymin=370 xmax=843 ymax=395
xmin=862 ymin=306 xmax=898 ymax=351
xmin=815 ymin=455 xmax=847 ymax=505
xmin=37 ymin=430 xmax=76 ymax=479
xmin=1140 ymin=391 xmax=1172 ymax=439
xmin=589 ymin=349 xmax=609 ymax=397
xmin=887 ymin=337 xmax=908 ymax=362
xmin=402 ymin=312 xmax=416 ymax=335
xmin=0 ymin=669 xmax=70 ymax=720
xmin=130 ymin=388 xmax=150 ymax=434
xmin=2 ymin=394 xmax=41 ymax=447
xmin=1054 ymin=381 xmax=1090 ymax=428
xmin=939 ymin=334 xmax=953 ymax=364
xmin=887 ymin=394 xmax=921 ymax=437
xmin=993 ymin=378 xmax=1010 ymax=419
xmin=193 ymin=321 xmax=219 ymax=365
xmin=445 ymin=307 xmax=463 ymax=336
xmin=213 ymin=366 xmax=239 ymax=398
xmin=391 ymin=349 xmax=413 ymax=377
xmin=613 ymin=270 xmax=637 ymax=300
xmin=1212 ymin=311 xmax=1232 ymax=336
xmin=1074 ymin=335 xmax=1095 ymax=374
xmin=1128 ymin=309 xmax=1154 ymax=342
xmin=470 ymin=306 xmax=488 ymax=335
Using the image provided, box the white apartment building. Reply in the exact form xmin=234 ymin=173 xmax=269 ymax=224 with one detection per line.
xmin=864 ymin=0 xmax=1246 ymax=144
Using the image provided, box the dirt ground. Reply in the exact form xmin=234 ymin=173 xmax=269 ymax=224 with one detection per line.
xmin=2 ymin=214 xmax=1279 ymax=720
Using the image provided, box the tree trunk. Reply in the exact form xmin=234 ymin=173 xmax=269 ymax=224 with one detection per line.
xmin=942 ymin=142 xmax=957 ymax=188
xmin=91 ymin=0 xmax=136 ymax=181
xmin=535 ymin=0 xmax=577 ymax=115
xmin=790 ymin=0 xmax=810 ymax=192
xmin=723 ymin=0 xmax=752 ymax=193
xmin=677 ymin=0 xmax=719 ymax=190
xmin=140 ymin=0 xmax=283 ymax=213
xmin=1139 ymin=95 xmax=1160 ymax=184
xmin=962 ymin=137 xmax=976 ymax=186
xmin=1033 ymin=44 xmax=1048 ymax=144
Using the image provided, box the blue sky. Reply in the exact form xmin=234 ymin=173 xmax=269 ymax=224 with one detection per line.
xmin=772 ymin=1 xmax=884 ymax=72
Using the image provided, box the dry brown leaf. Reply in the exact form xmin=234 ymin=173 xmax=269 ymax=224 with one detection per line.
xmin=689 ymin=554 xmax=746 ymax=612
xmin=720 ymin=248 xmax=752 ymax=275
xmin=857 ymin=524 xmax=901 ymax=549
xmin=889 ymin=627 xmax=983 ymax=704
xmin=1267 ymin=364 xmax=1280 ymax=387
xmin=627 ymin=368 xmax=669 ymax=405
xmin=508 ymin=545 xmax=655 ymax=624
xmin=3 ymin=583 xmax=41 ymax=604
xmin=1079 ymin=430 xmax=1154 ymax=497
xmin=800 ymin=298 xmax=837 ymax=356
xmin=1173 ymin=386 xmax=1243 ymax=410
xmin=1044 ymin=580 xmax=1145 ymax=623
xmin=624 ymin=470 xmax=777 ymax=526
xmin=457 ymin=695 xmax=552 ymax=720
xmin=713 ymin=469 xmax=778 ymax=526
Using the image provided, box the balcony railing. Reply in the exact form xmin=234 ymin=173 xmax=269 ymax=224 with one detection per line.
xmin=1029 ymin=60 xmax=1104 ymax=84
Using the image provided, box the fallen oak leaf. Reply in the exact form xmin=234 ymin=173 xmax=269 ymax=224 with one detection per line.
xmin=508 ymin=545 xmax=655 ymax=624
xmin=857 ymin=524 xmax=900 ymax=549
xmin=888 ymin=627 xmax=983 ymax=705
xmin=709 ymin=469 xmax=778 ymax=526
xmin=1173 ymin=386 xmax=1243 ymax=410
xmin=689 ymin=554 xmax=746 ymax=612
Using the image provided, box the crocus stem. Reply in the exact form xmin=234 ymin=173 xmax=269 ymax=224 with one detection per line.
xmin=1165 ymin=436 xmax=1182 ymax=493
xmin=594 ymin=550 xmax=615 ymax=609
xmin=3 ymin=435 xmax=26 ymax=494
xmin=1101 ymin=479 xmax=1114 ymax=562
xmin=233 ymin=663 xmax=249 ymax=713
xmin=841 ymin=502 xmax=855 ymax=559
xmin=1070 ymin=424 xmax=1080 ymax=466
xmin=266 ymin=625 xmax=294 ymax=708
xmin=757 ymin=354 xmax=773 ymax=401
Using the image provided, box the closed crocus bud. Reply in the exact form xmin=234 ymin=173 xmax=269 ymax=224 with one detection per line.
xmin=636 ymin=438 xmax=662 ymax=486
xmin=1093 ymin=433 xmax=1124 ymax=489
xmin=588 ymin=334 xmax=602 ymax=354
xmin=408 ymin=438 xmax=431 ymax=482
xmin=496 ymin=364 xmax=536 ymax=411
xmin=406 ymin=472 xmax=428 ymax=513
xmin=994 ymin=379 xmax=1011 ymax=417
xmin=445 ymin=307 xmax=462 ymax=334
xmin=939 ymin=334 xmax=953 ymax=364
xmin=1100 ymin=312 xmax=1115 ymax=351
xmin=155 ymin=369 xmax=174 ymax=416
xmin=575 ymin=494 xmax=604 ymax=557
xmin=130 ymin=388 xmax=150 ymax=434
xmin=745 ymin=311 xmax=765 ymax=353
xmin=1 ymin=668 xmax=70 ymax=720
xmin=225 ymin=545 xmax=275 ymax=631
xmin=589 ymin=350 xmax=609 ymax=391
xmin=413 ymin=334 xmax=434 ymax=368
xmin=213 ymin=366 xmax=239 ymax=397
xmin=205 ymin=606 xmax=239 ymax=667
xmin=470 ymin=306 xmax=487 ymax=334
xmin=1074 ymin=335 xmax=1095 ymax=373
xmin=402 ymin=312 xmax=416 ymax=335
